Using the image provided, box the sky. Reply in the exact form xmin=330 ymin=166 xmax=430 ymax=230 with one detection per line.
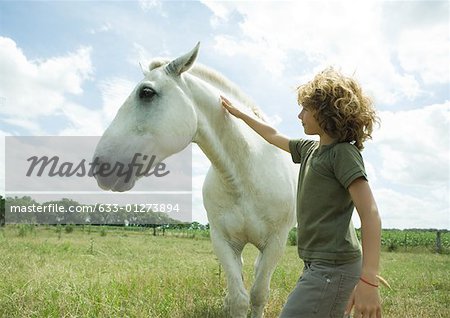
xmin=0 ymin=0 xmax=449 ymax=229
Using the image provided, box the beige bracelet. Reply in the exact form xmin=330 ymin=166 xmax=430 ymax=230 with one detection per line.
xmin=376 ymin=275 xmax=392 ymax=289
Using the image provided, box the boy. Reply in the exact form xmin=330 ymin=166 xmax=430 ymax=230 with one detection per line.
xmin=221 ymin=67 xmax=382 ymax=318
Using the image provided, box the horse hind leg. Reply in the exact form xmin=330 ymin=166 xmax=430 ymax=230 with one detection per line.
xmin=250 ymin=234 xmax=289 ymax=318
xmin=210 ymin=232 xmax=249 ymax=318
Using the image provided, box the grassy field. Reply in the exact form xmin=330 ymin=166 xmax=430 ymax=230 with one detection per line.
xmin=0 ymin=226 xmax=449 ymax=318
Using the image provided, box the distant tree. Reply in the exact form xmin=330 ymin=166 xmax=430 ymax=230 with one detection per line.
xmin=189 ymin=221 xmax=207 ymax=231
xmin=5 ymin=196 xmax=38 ymax=224
xmin=41 ymin=198 xmax=85 ymax=225
xmin=189 ymin=221 xmax=201 ymax=230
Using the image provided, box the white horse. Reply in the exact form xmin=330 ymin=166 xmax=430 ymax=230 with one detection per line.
xmin=93 ymin=43 xmax=297 ymax=318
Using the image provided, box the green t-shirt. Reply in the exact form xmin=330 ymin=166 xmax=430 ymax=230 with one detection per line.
xmin=289 ymin=139 xmax=366 ymax=264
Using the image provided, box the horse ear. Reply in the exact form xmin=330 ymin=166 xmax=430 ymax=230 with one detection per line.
xmin=165 ymin=42 xmax=200 ymax=76
xmin=139 ymin=62 xmax=149 ymax=76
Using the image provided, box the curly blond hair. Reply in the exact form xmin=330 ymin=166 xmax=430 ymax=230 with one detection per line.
xmin=297 ymin=67 xmax=378 ymax=150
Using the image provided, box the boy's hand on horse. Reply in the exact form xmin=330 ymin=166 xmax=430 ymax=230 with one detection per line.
xmin=221 ymin=95 xmax=243 ymax=118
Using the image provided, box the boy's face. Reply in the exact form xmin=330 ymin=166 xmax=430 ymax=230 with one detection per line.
xmin=298 ymin=107 xmax=321 ymax=136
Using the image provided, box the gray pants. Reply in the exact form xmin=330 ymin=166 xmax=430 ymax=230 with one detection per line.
xmin=279 ymin=258 xmax=361 ymax=318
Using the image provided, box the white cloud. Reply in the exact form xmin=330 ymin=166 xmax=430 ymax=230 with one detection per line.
xmin=38 ymin=47 xmax=92 ymax=95
xmin=0 ymin=117 xmax=46 ymax=136
xmin=58 ymin=102 xmax=105 ymax=136
xmin=397 ymin=24 xmax=450 ymax=85
xmin=373 ymin=102 xmax=450 ymax=186
xmin=353 ymin=101 xmax=450 ymax=226
xmin=200 ymin=0 xmax=232 ymax=27
xmin=213 ymin=35 xmax=286 ymax=77
xmin=374 ymin=188 xmax=449 ymax=230
xmin=200 ymin=0 xmax=231 ymax=20
xmin=352 ymin=185 xmax=449 ymax=230
xmin=0 ymin=36 xmax=136 ymax=137
xmin=0 ymin=37 xmax=93 ymax=122
xmin=205 ymin=1 xmax=448 ymax=105
xmin=138 ymin=0 xmax=165 ymax=16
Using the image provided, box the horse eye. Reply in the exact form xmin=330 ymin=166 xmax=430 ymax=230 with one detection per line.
xmin=139 ymin=87 xmax=156 ymax=100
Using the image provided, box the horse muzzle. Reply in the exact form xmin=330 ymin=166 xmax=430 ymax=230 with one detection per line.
xmin=91 ymin=156 xmax=137 ymax=192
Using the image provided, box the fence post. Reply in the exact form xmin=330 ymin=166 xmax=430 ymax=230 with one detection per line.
xmin=435 ymin=231 xmax=442 ymax=254
xmin=404 ymin=231 xmax=407 ymax=251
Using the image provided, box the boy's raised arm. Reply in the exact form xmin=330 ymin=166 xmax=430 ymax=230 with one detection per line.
xmin=220 ymin=96 xmax=290 ymax=153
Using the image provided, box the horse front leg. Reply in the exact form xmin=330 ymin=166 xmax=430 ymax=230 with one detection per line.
xmin=210 ymin=230 xmax=249 ymax=318
xmin=250 ymin=232 xmax=289 ymax=318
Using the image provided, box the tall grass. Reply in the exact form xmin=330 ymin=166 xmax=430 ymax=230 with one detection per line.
xmin=0 ymin=225 xmax=448 ymax=317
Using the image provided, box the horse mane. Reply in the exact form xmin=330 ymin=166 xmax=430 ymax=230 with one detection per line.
xmin=149 ymin=59 xmax=265 ymax=120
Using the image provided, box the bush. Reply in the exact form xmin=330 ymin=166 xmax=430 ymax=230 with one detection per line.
xmin=65 ymin=224 xmax=74 ymax=233
xmin=387 ymin=240 xmax=398 ymax=252
xmin=18 ymin=224 xmax=34 ymax=237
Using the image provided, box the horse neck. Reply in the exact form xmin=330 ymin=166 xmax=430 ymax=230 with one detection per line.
xmin=189 ymin=76 xmax=260 ymax=189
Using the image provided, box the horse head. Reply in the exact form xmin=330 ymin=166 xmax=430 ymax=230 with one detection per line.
xmin=93 ymin=43 xmax=200 ymax=191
